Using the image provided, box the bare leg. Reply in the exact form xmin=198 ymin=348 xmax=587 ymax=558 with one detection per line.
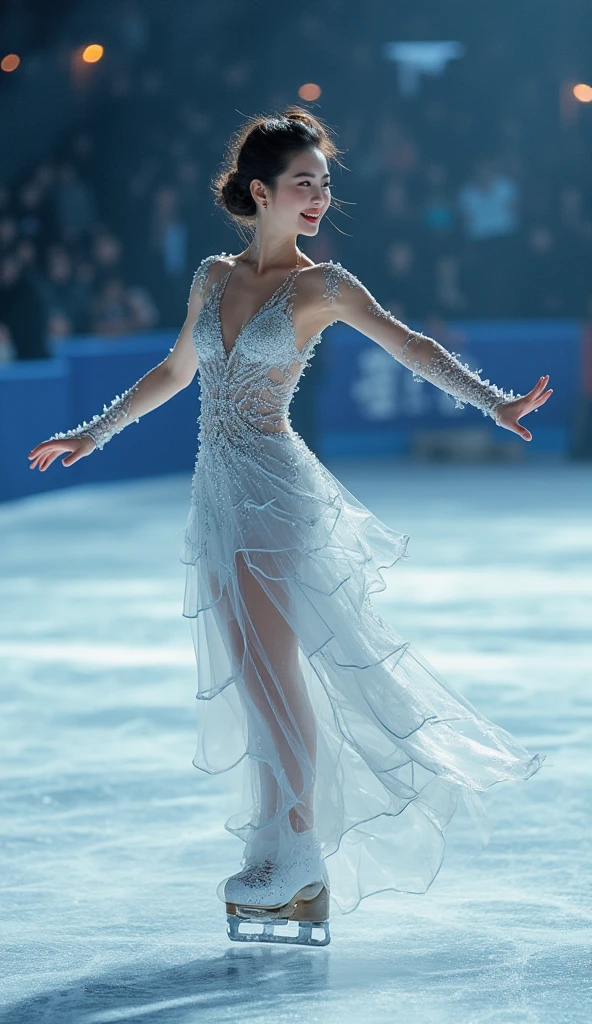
xmin=208 ymin=554 xmax=317 ymax=834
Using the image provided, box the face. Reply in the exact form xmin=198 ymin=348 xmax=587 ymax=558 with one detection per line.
xmin=251 ymin=147 xmax=331 ymax=236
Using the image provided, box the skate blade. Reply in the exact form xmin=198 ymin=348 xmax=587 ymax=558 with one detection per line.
xmin=226 ymin=914 xmax=330 ymax=947
xmin=225 ymin=885 xmax=331 ymax=946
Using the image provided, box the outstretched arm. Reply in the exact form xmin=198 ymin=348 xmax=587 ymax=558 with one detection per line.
xmin=318 ymin=262 xmax=552 ymax=441
xmin=28 ymin=256 xmax=215 ymax=471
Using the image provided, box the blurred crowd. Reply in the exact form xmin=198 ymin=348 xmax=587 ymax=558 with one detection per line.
xmin=1 ymin=0 xmax=591 ymax=362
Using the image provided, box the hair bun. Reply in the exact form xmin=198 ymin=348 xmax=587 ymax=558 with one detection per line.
xmin=220 ymin=170 xmax=256 ymax=217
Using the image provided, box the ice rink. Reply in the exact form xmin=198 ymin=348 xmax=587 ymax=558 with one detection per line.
xmin=1 ymin=458 xmax=590 ymax=1024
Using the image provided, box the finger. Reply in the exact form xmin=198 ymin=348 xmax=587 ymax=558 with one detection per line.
xmin=519 ymin=386 xmax=553 ymax=416
xmin=526 ymin=376 xmax=549 ymax=400
xmin=28 ymin=443 xmax=59 ymax=458
xmin=46 ymin=448 xmax=66 ymax=469
xmin=536 ymin=389 xmax=553 ymax=407
xmin=28 ymin=447 xmax=49 ymax=460
xmin=525 ymin=389 xmax=553 ymax=414
xmin=29 ymin=441 xmax=75 ymax=458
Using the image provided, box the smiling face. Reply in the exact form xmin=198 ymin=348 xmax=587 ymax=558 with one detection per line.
xmin=250 ymin=146 xmax=331 ymax=236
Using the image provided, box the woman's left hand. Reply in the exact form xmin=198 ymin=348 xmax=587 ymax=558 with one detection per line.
xmin=494 ymin=375 xmax=553 ymax=441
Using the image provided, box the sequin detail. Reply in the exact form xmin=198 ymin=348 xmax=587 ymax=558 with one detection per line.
xmin=191 ymin=254 xmax=323 ymax=444
xmin=188 ymin=252 xmax=229 ymax=304
xmin=319 ymin=258 xmax=519 ymax=421
xmin=49 ymin=385 xmax=140 ymax=451
xmin=185 ymin=253 xmax=327 ymax=546
xmin=397 ymin=330 xmax=519 ymax=419
xmin=230 ymin=861 xmax=275 ymax=888
xmin=321 ymin=259 xmax=365 ymax=302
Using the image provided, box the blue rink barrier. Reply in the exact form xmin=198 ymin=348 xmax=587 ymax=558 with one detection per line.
xmin=320 ymin=319 xmax=581 ymax=458
xmin=0 ymin=320 xmax=584 ymax=503
xmin=0 ymin=330 xmax=197 ymax=503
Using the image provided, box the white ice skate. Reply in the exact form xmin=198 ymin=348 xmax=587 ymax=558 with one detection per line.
xmin=223 ymin=827 xmax=331 ymax=946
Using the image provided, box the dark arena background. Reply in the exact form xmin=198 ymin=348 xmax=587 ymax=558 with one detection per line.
xmin=0 ymin=2 xmax=590 ymax=1021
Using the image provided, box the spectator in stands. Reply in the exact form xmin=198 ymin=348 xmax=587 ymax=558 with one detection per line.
xmin=91 ymin=229 xmax=125 ymax=286
xmin=41 ymin=246 xmax=93 ymax=337
xmin=0 ymin=11 xmax=587 ymax=347
xmin=433 ymin=254 xmax=470 ymax=316
xmin=420 ymin=162 xmax=459 ymax=257
xmin=380 ymin=240 xmax=428 ymax=320
xmin=0 ymin=215 xmax=18 ymax=253
xmin=557 ymin=184 xmax=592 ymax=241
xmin=382 ymin=178 xmax=418 ymax=235
xmin=457 ymin=159 xmax=521 ymax=315
xmin=554 ymin=185 xmax=592 ymax=315
xmin=15 ymin=181 xmax=48 ymax=249
xmin=53 ymin=164 xmax=97 ymax=244
xmin=0 ymin=322 xmax=13 ymax=363
xmin=89 ymin=276 xmax=158 ymax=336
xmin=518 ymin=226 xmax=564 ymax=317
xmin=148 ymin=184 xmax=190 ymax=325
xmin=0 ymin=254 xmax=49 ymax=360
xmin=14 ymin=239 xmax=38 ymax=271
xmin=0 ymin=183 xmax=11 ymax=216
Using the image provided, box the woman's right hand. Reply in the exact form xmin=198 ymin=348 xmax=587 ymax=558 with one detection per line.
xmin=28 ymin=434 xmax=96 ymax=472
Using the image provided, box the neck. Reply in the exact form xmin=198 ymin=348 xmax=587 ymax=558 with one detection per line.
xmin=239 ymin=229 xmax=301 ymax=273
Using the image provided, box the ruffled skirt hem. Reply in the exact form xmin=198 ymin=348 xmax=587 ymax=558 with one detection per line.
xmin=181 ymin=430 xmax=546 ymax=914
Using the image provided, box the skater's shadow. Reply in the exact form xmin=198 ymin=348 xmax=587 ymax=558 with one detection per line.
xmin=0 ymin=945 xmax=330 ymax=1024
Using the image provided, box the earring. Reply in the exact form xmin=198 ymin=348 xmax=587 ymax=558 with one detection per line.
xmin=262 ymin=199 xmax=268 ymax=208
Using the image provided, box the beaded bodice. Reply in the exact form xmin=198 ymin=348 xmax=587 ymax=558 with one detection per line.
xmin=191 ymin=253 xmax=325 ymax=446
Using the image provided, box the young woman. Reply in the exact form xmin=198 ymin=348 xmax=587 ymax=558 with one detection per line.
xmin=28 ymin=107 xmax=551 ymax=947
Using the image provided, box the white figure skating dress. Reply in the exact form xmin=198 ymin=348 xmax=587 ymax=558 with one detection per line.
xmin=178 ymin=252 xmax=546 ymax=921
xmin=49 ymin=250 xmax=546 ymax=940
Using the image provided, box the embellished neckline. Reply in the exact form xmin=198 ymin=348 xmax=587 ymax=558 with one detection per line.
xmin=216 ymin=258 xmax=303 ymax=361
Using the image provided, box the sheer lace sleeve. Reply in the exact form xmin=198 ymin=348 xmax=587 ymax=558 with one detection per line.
xmin=48 ymin=385 xmax=141 ymax=451
xmin=47 ymin=255 xmax=228 ymax=452
xmin=319 ymin=260 xmax=521 ymax=421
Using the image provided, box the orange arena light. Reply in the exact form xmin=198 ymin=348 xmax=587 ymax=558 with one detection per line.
xmin=1 ymin=54 xmax=20 ymax=72
xmin=573 ymin=83 xmax=592 ymax=102
xmin=82 ymin=44 xmax=104 ymax=64
xmin=298 ymin=83 xmax=322 ymax=102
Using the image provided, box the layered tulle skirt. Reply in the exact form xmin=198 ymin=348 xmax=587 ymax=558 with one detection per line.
xmin=181 ymin=425 xmax=545 ymax=914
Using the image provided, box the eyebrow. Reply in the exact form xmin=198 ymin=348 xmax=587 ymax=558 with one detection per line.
xmin=292 ymin=171 xmax=331 ymax=178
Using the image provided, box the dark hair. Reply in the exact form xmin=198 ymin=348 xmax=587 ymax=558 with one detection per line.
xmin=213 ymin=105 xmax=346 ymax=230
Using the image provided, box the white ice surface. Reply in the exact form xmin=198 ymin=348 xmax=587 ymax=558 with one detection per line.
xmin=0 ymin=458 xmax=590 ymax=1023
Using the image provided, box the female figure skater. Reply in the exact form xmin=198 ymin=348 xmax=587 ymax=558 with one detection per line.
xmin=28 ymin=108 xmax=551 ymax=948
